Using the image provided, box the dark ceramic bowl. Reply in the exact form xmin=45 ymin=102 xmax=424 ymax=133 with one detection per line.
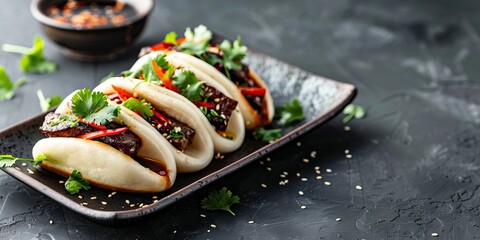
xmin=31 ymin=0 xmax=154 ymax=61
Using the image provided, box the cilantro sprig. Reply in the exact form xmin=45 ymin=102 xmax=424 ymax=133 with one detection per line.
xmin=219 ymin=36 xmax=247 ymax=71
xmin=201 ymin=187 xmax=240 ymax=216
xmin=172 ymin=70 xmax=204 ymax=102
xmin=122 ymin=98 xmax=153 ymax=119
xmin=37 ymin=89 xmax=62 ymax=112
xmin=342 ymin=104 xmax=366 ymax=123
xmin=0 ymin=66 xmax=26 ymax=102
xmin=2 ymin=36 xmax=57 ymax=74
xmin=0 ymin=154 xmax=47 ymax=168
xmin=65 ymin=170 xmax=90 ymax=195
xmin=276 ymin=99 xmax=304 ymax=126
xmin=71 ymin=88 xmax=120 ymax=125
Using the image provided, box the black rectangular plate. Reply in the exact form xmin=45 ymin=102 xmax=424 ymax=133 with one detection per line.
xmin=0 ymin=50 xmax=356 ymax=224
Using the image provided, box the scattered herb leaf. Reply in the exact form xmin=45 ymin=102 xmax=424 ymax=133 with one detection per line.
xmin=2 ymin=36 xmax=57 ymax=73
xmin=0 ymin=66 xmax=26 ymax=101
xmin=65 ymin=170 xmax=90 ymax=195
xmin=37 ymin=89 xmax=62 ymax=112
xmin=122 ymin=98 xmax=153 ymax=119
xmin=0 ymin=153 xmax=48 ymax=168
xmin=342 ymin=104 xmax=366 ymax=123
xmin=276 ymin=99 xmax=304 ymax=126
xmin=253 ymin=128 xmax=282 ymax=142
xmin=201 ymin=187 xmax=240 ymax=216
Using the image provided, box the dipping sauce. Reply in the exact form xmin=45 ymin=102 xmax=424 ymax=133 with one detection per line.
xmin=47 ymin=0 xmax=136 ymax=29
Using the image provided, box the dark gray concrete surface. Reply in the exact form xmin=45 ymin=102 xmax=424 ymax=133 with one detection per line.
xmin=2 ymin=0 xmax=480 ymax=239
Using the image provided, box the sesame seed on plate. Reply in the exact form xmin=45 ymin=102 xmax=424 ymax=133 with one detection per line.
xmin=90 ymin=196 xmax=97 ymax=200
xmin=266 ymin=157 xmax=271 ymax=162
xmin=248 ymin=220 xmax=255 ymax=224
xmin=15 ymin=167 xmax=20 ymax=171
xmin=314 ymin=166 xmax=320 ymax=170
xmin=346 ymin=154 xmax=352 ymax=159
xmin=259 ymin=161 xmax=264 ymax=165
xmin=101 ymin=201 xmax=107 ymax=205
xmin=301 ymin=178 xmax=308 ymax=182
xmin=211 ymin=224 xmax=217 ymax=228
xmin=300 ymin=205 xmax=306 ymax=209
xmin=200 ymin=214 xmax=206 ymax=218
xmin=78 ymin=195 xmax=83 ymax=199
xmin=324 ymin=181 xmax=332 ymax=186
xmin=266 ymin=167 xmax=272 ymax=171
xmin=283 ymin=171 xmax=289 ymax=175
xmin=59 ymin=180 xmax=64 ymax=184
xmin=207 ymin=229 xmax=211 ymax=233
xmin=49 ymin=220 xmax=53 ymax=224
xmin=344 ymin=149 xmax=350 ymax=154
xmin=344 ymin=126 xmax=351 ymax=131
xmin=302 ymin=159 xmax=310 ymax=163
xmin=27 ymin=169 xmax=34 ymax=175
xmin=261 ymin=184 xmax=267 ymax=188
xmin=431 ymin=233 xmax=439 ymax=237
xmin=297 ymin=142 xmax=301 ymax=146
xmin=298 ymin=191 xmax=304 ymax=195
xmin=279 ymin=181 xmax=285 ymax=185
xmin=280 ymin=174 xmax=286 ymax=178
xmin=21 ymin=163 xmax=27 ymax=167
xmin=356 ymin=185 xmax=362 ymax=190
xmin=284 ymin=179 xmax=289 ymax=183
xmin=310 ymin=151 xmax=317 ymax=158
xmin=125 ymin=200 xmax=130 ymax=204
xmin=326 ymin=168 xmax=332 ymax=173
xmin=315 ymin=170 xmax=321 ymax=174
xmin=296 ymin=173 xmax=301 ymax=177
xmin=336 ymin=218 xmax=341 ymax=222
xmin=316 ymin=176 xmax=323 ymax=180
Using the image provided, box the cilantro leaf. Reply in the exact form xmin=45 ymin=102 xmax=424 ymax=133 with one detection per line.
xmin=2 ymin=36 xmax=57 ymax=74
xmin=0 ymin=66 xmax=26 ymax=102
xmin=65 ymin=170 xmax=90 ymax=195
xmin=122 ymin=98 xmax=153 ymax=119
xmin=0 ymin=154 xmax=48 ymax=168
xmin=276 ymin=99 xmax=304 ymax=126
xmin=201 ymin=187 xmax=240 ymax=216
xmin=172 ymin=70 xmax=204 ymax=102
xmin=164 ymin=31 xmax=178 ymax=45
xmin=184 ymin=25 xmax=212 ymax=43
xmin=71 ymin=88 xmax=108 ymax=118
xmin=179 ymin=41 xmax=209 ymax=56
xmin=342 ymin=104 xmax=366 ymax=123
xmin=139 ymin=55 xmax=172 ymax=84
xmin=253 ymin=128 xmax=282 ymax=143
xmin=37 ymin=89 xmax=62 ymax=112
xmin=220 ymin=36 xmax=247 ymax=71
xmin=83 ymin=105 xmax=120 ymax=125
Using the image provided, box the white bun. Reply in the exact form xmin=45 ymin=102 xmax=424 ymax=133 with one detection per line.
xmin=164 ymin=51 xmax=275 ymax=129
xmin=130 ymin=53 xmax=245 ymax=152
xmin=33 ymin=138 xmax=174 ymax=193
xmin=95 ymin=77 xmax=216 ymax=172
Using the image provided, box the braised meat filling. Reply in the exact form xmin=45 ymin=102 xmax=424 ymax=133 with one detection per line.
xmin=39 ymin=112 xmax=141 ymax=157
xmin=203 ymin=86 xmax=237 ymax=131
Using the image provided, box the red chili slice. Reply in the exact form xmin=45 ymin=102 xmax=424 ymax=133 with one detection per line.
xmin=194 ymin=101 xmax=214 ymax=109
xmin=239 ymin=87 xmax=266 ymax=96
xmin=152 ymin=110 xmax=170 ymax=124
xmin=151 ymin=60 xmax=180 ymax=93
xmin=151 ymin=42 xmax=174 ymax=51
xmin=84 ymin=121 xmax=107 ymax=130
xmin=77 ymin=127 xmax=129 ymax=140
xmin=111 ymin=85 xmax=134 ymax=101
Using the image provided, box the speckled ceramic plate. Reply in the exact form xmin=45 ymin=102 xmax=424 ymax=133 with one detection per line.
xmin=0 ymin=51 xmax=356 ymax=225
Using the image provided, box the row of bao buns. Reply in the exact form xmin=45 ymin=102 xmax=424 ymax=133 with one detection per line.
xmin=32 ymin=49 xmax=274 ymax=193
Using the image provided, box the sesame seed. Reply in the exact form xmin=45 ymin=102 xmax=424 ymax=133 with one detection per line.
xmin=152 ymin=196 xmax=158 ymax=199
xmin=300 ymin=205 xmax=306 ymax=209
xmin=130 ymin=204 xmax=135 ymax=207
xmin=81 ymin=202 xmax=88 ymax=206
xmin=173 ymin=230 xmax=177 ymax=234
xmin=111 ymin=192 xmax=117 ymax=196
xmin=211 ymin=224 xmax=217 ymax=228
xmin=15 ymin=167 xmax=20 ymax=171
xmin=279 ymin=181 xmax=285 ymax=185
xmin=302 ymin=159 xmax=310 ymax=163
xmin=214 ymin=98 xmax=220 ymax=102
xmin=284 ymin=179 xmax=289 ymax=183
xmin=215 ymin=104 xmax=220 ymax=111
xmin=280 ymin=174 xmax=286 ymax=178
xmin=59 ymin=180 xmax=65 ymax=184
xmin=297 ymin=142 xmax=302 ymax=146
xmin=248 ymin=220 xmax=255 ymax=224
xmin=316 ymin=176 xmax=323 ymax=180
xmin=356 ymin=185 xmax=362 ymax=190
xmin=336 ymin=218 xmax=341 ymax=222
xmin=310 ymin=151 xmax=317 ymax=158
xmin=78 ymin=195 xmax=83 ymax=199
xmin=200 ymin=214 xmax=206 ymax=218
xmin=153 ymin=200 xmax=158 ymax=203
xmin=346 ymin=154 xmax=352 ymax=159
xmin=314 ymin=166 xmax=320 ymax=170
xmin=139 ymin=203 xmax=144 ymax=207
xmin=298 ymin=191 xmax=304 ymax=195
xmin=49 ymin=220 xmax=53 ymax=224
xmin=266 ymin=157 xmax=271 ymax=162
xmin=261 ymin=184 xmax=267 ymax=188
xmin=326 ymin=168 xmax=332 ymax=173
xmin=266 ymin=167 xmax=272 ymax=171
xmin=431 ymin=233 xmax=439 ymax=237
xmin=344 ymin=126 xmax=351 ymax=131
xmin=21 ymin=163 xmax=27 ymax=167
xmin=259 ymin=161 xmax=264 ymax=165
xmin=27 ymin=169 xmax=34 ymax=175
xmin=324 ymin=181 xmax=332 ymax=186
xmin=283 ymin=171 xmax=289 ymax=175
xmin=296 ymin=173 xmax=301 ymax=177
xmin=108 ymin=194 xmax=113 ymax=198
xmin=344 ymin=149 xmax=350 ymax=154
xmin=101 ymin=201 xmax=107 ymax=205
xmin=125 ymin=200 xmax=130 ymax=204
xmin=301 ymin=178 xmax=308 ymax=182
xmin=315 ymin=170 xmax=321 ymax=174
xmin=207 ymin=230 xmax=211 ymax=233
xmin=90 ymin=196 xmax=97 ymax=200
